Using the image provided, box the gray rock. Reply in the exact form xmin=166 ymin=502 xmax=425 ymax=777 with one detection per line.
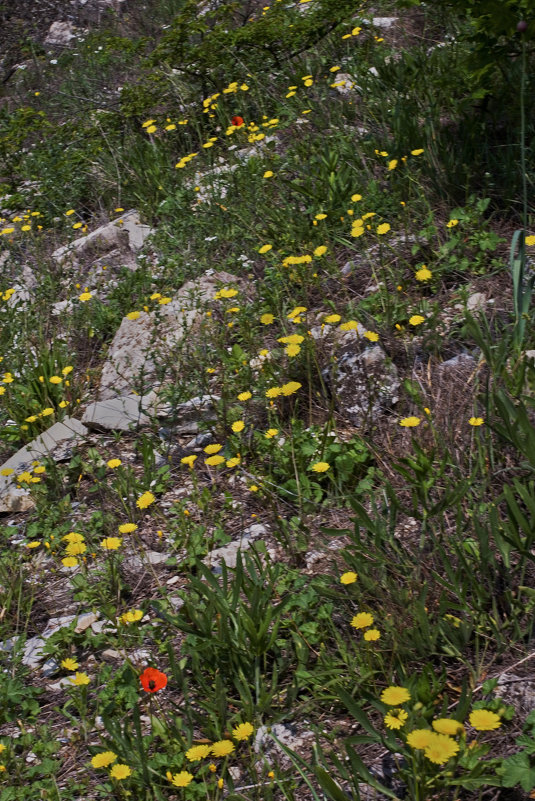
xmin=0 ymin=418 xmax=88 ymax=513
xmin=254 ymin=723 xmax=314 ymax=767
xmin=372 ymin=16 xmax=398 ymax=28
xmin=47 ymin=676 xmax=74 ymax=692
xmin=75 ymin=612 xmax=99 ymax=632
xmin=45 ymin=21 xmax=76 ymax=46
xmin=466 ymin=292 xmax=487 ymax=311
xmin=192 ymin=163 xmax=238 ymax=202
xmin=496 ymin=672 xmax=535 ymax=713
xmin=331 ymin=72 xmax=358 ymax=96
xmin=329 ymin=345 xmax=399 ymax=426
xmin=82 ymin=394 xmax=154 ymax=430
xmin=124 ymin=550 xmax=171 ymax=571
xmin=98 ymin=271 xmax=236 ymax=399
xmin=439 ymin=353 xmax=476 ymax=373
xmin=102 ymin=648 xmax=122 ymax=661
xmin=22 ymin=636 xmax=47 ymax=668
xmin=41 ymin=615 xmax=77 ymax=639
xmin=203 ymin=524 xmax=266 ymax=572
xmin=41 ymin=658 xmax=60 ymax=677
xmin=52 ymin=210 xmax=153 ymax=265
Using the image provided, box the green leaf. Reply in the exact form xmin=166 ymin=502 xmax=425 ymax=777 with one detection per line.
xmin=501 ymin=752 xmax=535 ymax=791
xmin=314 ymin=767 xmax=350 ymax=801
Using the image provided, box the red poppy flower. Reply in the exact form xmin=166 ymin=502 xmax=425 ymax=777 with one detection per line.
xmin=231 ymin=115 xmax=244 ymax=127
xmin=140 ymin=667 xmax=167 ymax=693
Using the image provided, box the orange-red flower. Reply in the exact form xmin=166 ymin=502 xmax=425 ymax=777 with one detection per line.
xmin=231 ymin=115 xmax=244 ymax=126
xmin=140 ymin=667 xmax=168 ymax=693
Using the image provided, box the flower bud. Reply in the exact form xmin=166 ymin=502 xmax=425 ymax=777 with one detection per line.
xmin=517 ymin=20 xmax=528 ymax=32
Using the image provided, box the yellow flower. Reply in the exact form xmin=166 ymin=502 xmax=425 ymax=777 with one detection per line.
xmin=384 ymin=708 xmax=408 ymax=729
xmin=211 ymin=740 xmax=235 ymax=757
xmin=136 ymin=491 xmax=155 ymax=509
xmin=91 ymin=751 xmax=117 ymax=768
xmin=70 ymin=672 xmax=90 ymax=686
xmin=26 ymin=541 xmax=41 ymax=549
xmin=469 ymin=709 xmax=501 ymax=731
xmin=526 ymin=235 xmax=535 ymax=246
xmin=205 ymin=455 xmax=225 ymax=466
xmin=351 ymin=612 xmax=374 ymax=629
xmin=64 ymin=531 xmax=84 ymax=543
xmin=415 ymin=266 xmax=432 ymax=281
xmin=232 ymin=722 xmax=254 ymax=741
xmin=339 ymin=320 xmax=360 ymax=331
xmin=110 ymin=764 xmax=131 ymax=780
xmin=324 ymin=314 xmax=341 ymax=324
xmin=260 ymin=313 xmax=274 ymax=324
xmin=351 ymin=193 xmax=362 ymax=202
xmin=167 ymin=770 xmax=194 ymax=787
xmin=41 ymin=407 xmax=54 ymax=416
xmin=186 ymin=744 xmax=212 ymax=762
xmin=446 ymin=219 xmax=459 ymax=228
xmin=101 ymin=537 xmax=122 ymax=550
xmin=377 ymin=223 xmax=390 ymax=235
xmin=265 ymin=428 xmax=278 ymax=438
xmin=288 ymin=306 xmax=307 ymax=319
xmin=204 ymin=444 xmax=222 ymax=454
xmin=17 ymin=471 xmax=33 ymax=483
xmin=408 ymin=315 xmax=425 ymax=326
xmin=218 ymin=287 xmax=238 ymax=298
xmin=62 ymin=365 xmax=73 ymax=375
xmin=120 ymin=609 xmax=143 ymax=624
xmin=107 ymin=459 xmax=122 ymax=468
xmin=468 ymin=417 xmax=484 ymax=426
xmin=364 ymin=331 xmax=379 ymax=341
xmin=0 ymin=468 xmax=14 ymax=476
xmin=49 ymin=375 xmax=62 ymax=384
xmin=364 ymin=629 xmax=381 ymax=641
xmin=411 ymin=148 xmax=424 ymax=156
xmin=406 ymin=729 xmax=433 ymax=749
xmin=259 ymin=244 xmax=272 ymax=254
xmin=314 ymin=245 xmax=327 ymax=257
xmin=387 ymin=160 xmax=398 ymax=171
xmin=432 ymin=719 xmax=465 ymax=736
xmin=424 ymin=733 xmax=459 ymax=765
xmin=311 ymin=461 xmax=330 ymax=472
xmin=285 ymin=344 xmax=301 ymax=357
xmin=118 ymin=523 xmax=137 ymax=534
xmin=340 ymin=571 xmax=357 ymax=584
xmin=78 ymin=292 xmax=92 ymax=302
xmin=399 ymin=417 xmax=421 ymax=427
xmin=181 ymin=454 xmax=198 ymax=468
xmin=279 ymin=334 xmax=304 ymax=344
xmin=315 ymin=213 xmax=327 ymax=220
xmin=238 ymin=391 xmax=252 ymax=401
xmin=231 ymin=420 xmax=245 ymax=433
xmin=61 ymin=658 xmax=79 ymax=670
xmin=263 ymin=170 xmax=274 ymax=178
xmin=266 ymin=386 xmax=282 ymax=398
xmin=226 ymin=456 xmax=240 ymax=468
xmin=62 ymin=557 xmax=78 ymax=567
xmin=126 ymin=311 xmax=141 ymax=320
xmin=65 ymin=542 xmax=87 ymax=556
xmin=281 ymin=381 xmax=302 ymax=396
xmin=380 ymin=686 xmax=411 ymax=706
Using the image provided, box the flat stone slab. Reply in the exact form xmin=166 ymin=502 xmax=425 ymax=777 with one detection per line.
xmin=82 ymin=394 xmax=155 ymax=430
xmin=52 ymin=210 xmax=153 ymax=265
xmin=98 ymin=270 xmax=237 ymax=399
xmin=0 ymin=418 xmax=88 ymax=512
